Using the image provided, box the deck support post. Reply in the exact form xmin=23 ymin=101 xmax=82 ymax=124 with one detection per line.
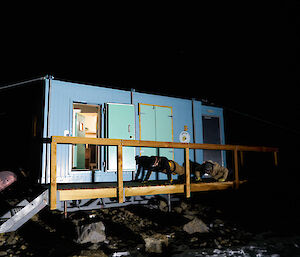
xmin=234 ymin=147 xmax=240 ymax=189
xmin=117 ymin=144 xmax=124 ymax=203
xmin=185 ymin=147 xmax=191 ymax=198
xmin=167 ymin=194 xmax=171 ymax=212
xmin=64 ymin=201 xmax=68 ymax=219
xmin=50 ymin=138 xmax=57 ymax=210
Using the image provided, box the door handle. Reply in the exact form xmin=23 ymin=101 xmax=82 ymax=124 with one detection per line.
xmin=128 ymin=124 xmax=131 ymax=133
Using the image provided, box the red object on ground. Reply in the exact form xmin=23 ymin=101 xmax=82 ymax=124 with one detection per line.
xmin=0 ymin=171 xmax=17 ymax=192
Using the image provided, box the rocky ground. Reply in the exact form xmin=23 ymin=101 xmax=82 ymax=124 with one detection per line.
xmin=1 ymin=191 xmax=300 ymax=256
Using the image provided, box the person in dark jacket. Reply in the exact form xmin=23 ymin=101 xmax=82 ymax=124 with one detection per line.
xmin=135 ymin=156 xmax=184 ymax=183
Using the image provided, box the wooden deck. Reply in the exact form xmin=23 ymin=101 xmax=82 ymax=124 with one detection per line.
xmin=49 ymin=136 xmax=278 ymax=210
xmin=57 ymin=180 xmax=245 ymax=201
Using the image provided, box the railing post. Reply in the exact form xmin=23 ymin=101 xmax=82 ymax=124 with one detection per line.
xmin=185 ymin=147 xmax=191 ymax=198
xmin=234 ymin=147 xmax=240 ymax=189
xmin=117 ymin=144 xmax=124 ymax=203
xmin=50 ymin=138 xmax=57 ymax=210
xmin=240 ymin=151 xmax=244 ymax=167
xmin=274 ymin=151 xmax=278 ymax=166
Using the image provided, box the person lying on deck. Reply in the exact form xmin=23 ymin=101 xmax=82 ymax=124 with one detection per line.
xmin=182 ymin=160 xmax=228 ymax=182
xmin=135 ymin=156 xmax=184 ymax=183
xmin=192 ymin=160 xmax=229 ymax=182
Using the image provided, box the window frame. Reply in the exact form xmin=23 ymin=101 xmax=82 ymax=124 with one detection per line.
xmin=72 ymin=102 xmax=102 ymax=171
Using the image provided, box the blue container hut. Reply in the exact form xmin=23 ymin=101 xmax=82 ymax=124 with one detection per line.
xmin=42 ymin=77 xmax=225 ymax=184
xmin=0 ymin=76 xmax=226 ymax=185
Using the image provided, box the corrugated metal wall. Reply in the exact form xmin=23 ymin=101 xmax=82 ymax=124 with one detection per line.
xmin=42 ymin=79 xmax=225 ymax=183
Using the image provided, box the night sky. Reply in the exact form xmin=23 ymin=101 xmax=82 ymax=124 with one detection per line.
xmin=0 ymin=2 xmax=298 ymax=150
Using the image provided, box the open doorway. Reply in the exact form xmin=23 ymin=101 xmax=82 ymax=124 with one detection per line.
xmin=72 ymin=103 xmax=101 ymax=170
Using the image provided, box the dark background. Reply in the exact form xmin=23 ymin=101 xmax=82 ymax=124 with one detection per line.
xmin=0 ymin=1 xmax=299 ymax=233
xmin=1 ymin=1 xmax=298 ymax=145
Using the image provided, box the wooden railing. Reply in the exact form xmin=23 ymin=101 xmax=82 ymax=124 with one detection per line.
xmin=49 ymin=136 xmax=279 ymax=210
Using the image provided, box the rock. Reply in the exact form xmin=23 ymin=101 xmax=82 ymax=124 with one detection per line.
xmin=0 ymin=251 xmax=7 ymax=257
xmin=159 ymin=200 xmax=168 ymax=212
xmin=20 ymin=244 xmax=27 ymax=250
xmin=100 ymin=208 xmax=109 ymax=215
xmin=194 ymin=203 xmax=203 ymax=209
xmin=216 ymin=209 xmax=222 ymax=214
xmin=183 ymin=210 xmax=198 ymax=221
xmin=213 ymin=248 xmax=222 ymax=254
xmin=190 ymin=237 xmax=198 ymax=243
xmin=31 ymin=214 xmax=39 ymax=222
xmin=76 ymin=221 xmax=106 ymax=244
xmin=74 ymin=250 xmax=107 ymax=257
xmin=184 ymin=210 xmax=198 ymax=216
xmin=183 ymin=214 xmax=195 ymax=220
xmin=200 ymin=241 xmax=207 ymax=247
xmin=220 ymin=239 xmax=229 ymax=246
xmin=111 ymin=252 xmax=130 ymax=257
xmin=175 ymin=244 xmax=189 ymax=252
xmin=7 ymin=233 xmax=18 ymax=245
xmin=214 ymin=239 xmax=222 ymax=249
xmin=88 ymin=243 xmax=100 ymax=250
xmin=180 ymin=202 xmax=189 ymax=211
xmin=0 ymin=234 xmax=6 ymax=247
xmin=183 ymin=218 xmax=209 ymax=234
xmin=167 ymin=232 xmax=175 ymax=239
xmin=214 ymin=218 xmax=224 ymax=225
xmin=220 ymin=229 xmax=226 ymax=235
xmin=173 ymin=206 xmax=183 ymax=214
xmin=142 ymin=233 xmax=168 ymax=253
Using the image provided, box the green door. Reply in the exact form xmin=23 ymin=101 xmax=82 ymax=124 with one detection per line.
xmin=139 ymin=104 xmax=174 ymax=159
xmin=156 ymin=106 xmax=174 ymax=160
xmin=139 ymin=104 xmax=157 ymax=156
xmin=106 ymin=103 xmax=135 ymax=171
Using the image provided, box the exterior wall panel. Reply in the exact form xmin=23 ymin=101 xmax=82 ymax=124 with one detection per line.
xmin=42 ymin=79 xmax=225 ymax=183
